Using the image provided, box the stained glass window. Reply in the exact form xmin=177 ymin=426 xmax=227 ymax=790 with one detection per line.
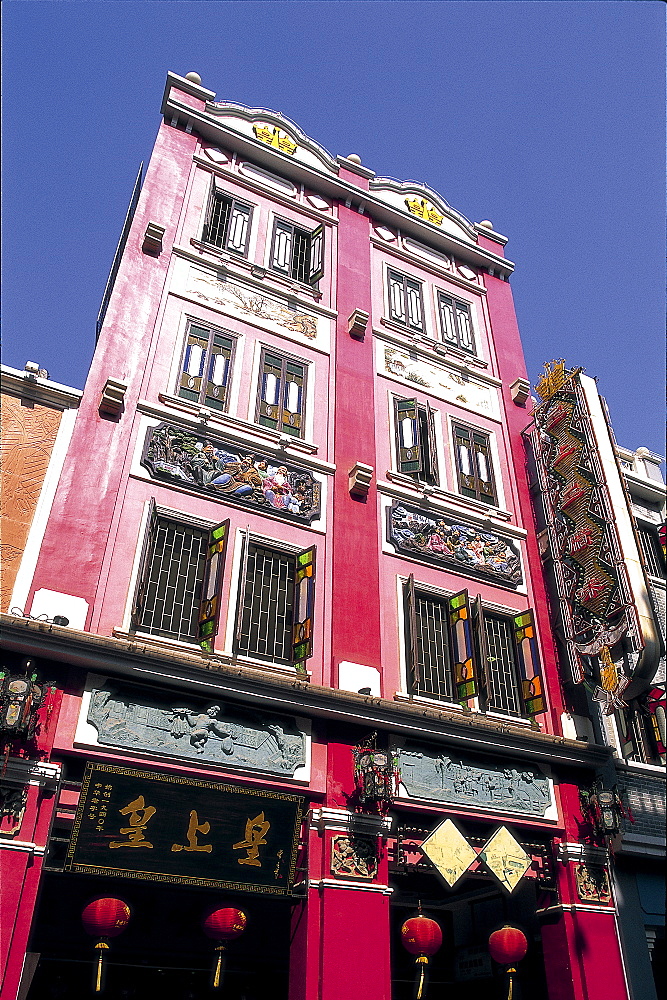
xmin=178 ymin=323 xmax=235 ymax=412
xmin=257 ymin=350 xmax=307 ymax=438
xmin=453 ymin=424 xmax=497 ymax=505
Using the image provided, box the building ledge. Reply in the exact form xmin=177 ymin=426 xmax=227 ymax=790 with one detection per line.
xmin=1 ymin=614 xmax=612 ymax=771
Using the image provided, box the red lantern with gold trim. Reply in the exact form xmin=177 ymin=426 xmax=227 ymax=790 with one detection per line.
xmin=202 ymin=907 xmax=247 ymax=989
xmin=401 ymin=913 xmax=442 ymax=999
xmin=81 ymin=897 xmax=131 ymax=993
xmin=489 ymin=925 xmax=528 ymax=1000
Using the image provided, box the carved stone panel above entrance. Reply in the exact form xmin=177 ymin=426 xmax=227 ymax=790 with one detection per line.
xmin=80 ymin=679 xmax=308 ymax=778
xmin=398 ymin=744 xmax=551 ymax=818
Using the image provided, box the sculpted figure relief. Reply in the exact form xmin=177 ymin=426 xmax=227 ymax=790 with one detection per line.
xmin=87 ymin=684 xmax=307 ymax=776
xmin=399 ymin=746 xmax=550 ymax=817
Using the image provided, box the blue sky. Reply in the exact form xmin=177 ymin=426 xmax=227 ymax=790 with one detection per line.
xmin=3 ymin=1 xmax=664 ymax=456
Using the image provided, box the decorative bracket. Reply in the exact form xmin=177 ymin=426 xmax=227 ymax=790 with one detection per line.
xmin=348 ymin=308 xmax=370 ymax=340
xmin=510 ymin=377 xmax=531 ymax=406
xmin=99 ymin=378 xmax=127 ymax=417
xmin=349 ymin=462 xmax=373 ymax=498
xmin=142 ymin=222 xmax=165 ymax=254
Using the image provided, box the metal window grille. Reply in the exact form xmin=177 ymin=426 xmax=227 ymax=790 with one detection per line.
xmin=139 ymin=518 xmax=208 ymax=642
xmin=412 ymin=593 xmax=454 ymax=700
xmin=236 ymin=543 xmax=296 ymax=663
xmin=292 ymin=228 xmax=311 ymax=283
xmin=484 ymin=613 xmax=522 ymax=715
xmin=205 ymin=194 xmax=232 ymax=248
xmin=636 ymin=526 xmax=665 ymax=579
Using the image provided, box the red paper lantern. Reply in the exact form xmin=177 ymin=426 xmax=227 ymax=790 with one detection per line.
xmin=401 ymin=915 xmax=442 ymax=1000
xmin=488 ymin=925 xmax=528 ymax=966
xmin=202 ymin=907 xmax=247 ymax=989
xmin=81 ymin=898 xmax=131 ymax=993
xmin=203 ymin=907 xmax=247 ymax=941
xmin=401 ymin=915 xmax=443 ymax=957
xmin=82 ymin=898 xmax=131 ymax=938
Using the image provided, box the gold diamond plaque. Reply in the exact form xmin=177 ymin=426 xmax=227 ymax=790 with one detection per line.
xmin=478 ymin=826 xmax=531 ymax=893
xmin=421 ymin=819 xmax=478 ymax=888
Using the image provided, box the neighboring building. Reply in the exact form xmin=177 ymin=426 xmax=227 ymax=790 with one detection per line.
xmin=0 ymin=71 xmax=651 ymax=1000
xmin=529 ymin=367 xmax=666 ymax=1000
xmin=0 ymin=364 xmax=81 ymax=614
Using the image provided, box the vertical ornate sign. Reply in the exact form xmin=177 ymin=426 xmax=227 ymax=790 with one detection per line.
xmin=530 ymin=362 xmax=641 ymax=712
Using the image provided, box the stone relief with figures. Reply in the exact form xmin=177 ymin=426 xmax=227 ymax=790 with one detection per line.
xmin=141 ymin=422 xmax=321 ymax=523
xmin=398 ymin=745 xmax=551 ymax=817
xmin=85 ymin=683 xmax=307 ymax=777
xmin=388 ymin=503 xmax=523 ymax=587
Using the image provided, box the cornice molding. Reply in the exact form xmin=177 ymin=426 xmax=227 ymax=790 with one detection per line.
xmin=1 ymin=615 xmax=612 ymax=771
xmin=310 ymin=807 xmax=394 ymax=835
xmin=310 ymin=878 xmax=393 ymax=895
xmin=1 ymin=366 xmax=82 ymax=410
xmin=555 ymin=842 xmax=609 ymax=865
xmin=1 ymin=756 xmax=61 ymax=789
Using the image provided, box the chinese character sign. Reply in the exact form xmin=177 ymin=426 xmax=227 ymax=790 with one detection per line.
xmin=65 ymin=764 xmax=303 ymax=895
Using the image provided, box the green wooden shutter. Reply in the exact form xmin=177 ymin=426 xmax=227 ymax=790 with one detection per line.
xmin=472 ymin=596 xmax=491 ymax=706
xmin=448 ymin=589 xmax=477 ymax=701
xmin=512 ymin=609 xmax=546 ymax=717
xmin=308 ymin=224 xmax=325 ymax=284
xmin=198 ymin=519 xmax=231 ymax=652
xmin=395 ymin=398 xmax=423 ymax=474
xmin=130 ymin=498 xmax=157 ymax=631
xmin=292 ymin=545 xmax=316 ymax=673
xmin=405 ymin=574 xmax=419 ymax=694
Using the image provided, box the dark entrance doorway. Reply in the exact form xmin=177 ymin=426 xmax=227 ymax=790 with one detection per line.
xmin=25 ymin=872 xmax=292 ymax=1000
xmin=390 ymin=868 xmax=549 ymax=1000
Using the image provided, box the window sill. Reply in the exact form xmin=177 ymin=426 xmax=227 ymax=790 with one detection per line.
xmin=394 ymin=693 xmax=537 ymax=732
xmin=383 ymin=471 xmax=515 ymax=524
xmin=379 ymin=318 xmax=488 ymax=370
xmin=152 ymin=394 xmax=320 ymax=456
xmin=116 ymin=629 xmax=205 ymax=655
xmin=188 ymin=238 xmax=323 ymax=302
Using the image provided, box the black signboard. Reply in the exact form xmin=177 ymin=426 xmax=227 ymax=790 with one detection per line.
xmin=65 ymin=764 xmax=304 ymax=895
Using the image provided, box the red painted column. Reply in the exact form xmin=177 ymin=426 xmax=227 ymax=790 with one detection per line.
xmin=329 ymin=189 xmax=381 ymax=686
xmin=482 ymin=264 xmax=566 ymax=730
xmin=1 ymin=687 xmax=63 ymax=999
xmin=539 ymin=784 xmax=630 ymax=1000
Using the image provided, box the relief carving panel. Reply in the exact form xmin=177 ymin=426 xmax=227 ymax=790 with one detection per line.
xmin=85 ymin=682 xmax=308 ymax=777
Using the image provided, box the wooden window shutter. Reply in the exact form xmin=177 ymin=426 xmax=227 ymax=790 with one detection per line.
xmin=198 ymin=519 xmax=231 ymax=652
xmin=292 ymin=545 xmax=316 ymax=672
xmin=226 ymin=202 xmax=251 ymax=254
xmin=448 ymin=589 xmax=477 ymax=701
xmin=512 ymin=609 xmax=546 ymax=718
xmin=395 ymin=397 xmax=423 ymax=474
xmin=271 ymin=221 xmax=293 ymax=275
xmin=472 ymin=595 xmax=491 ymax=706
xmin=308 ymin=224 xmax=325 ymax=284
xmin=405 ymin=574 xmax=419 ymax=694
xmin=130 ymin=498 xmax=157 ymax=631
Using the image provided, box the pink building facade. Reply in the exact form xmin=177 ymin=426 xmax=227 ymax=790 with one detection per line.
xmin=0 ymin=71 xmax=650 ymax=1000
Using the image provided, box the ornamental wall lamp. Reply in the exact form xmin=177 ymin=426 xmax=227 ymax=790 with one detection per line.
xmin=352 ymin=733 xmax=401 ymax=814
xmin=580 ymin=778 xmax=627 ymax=843
xmin=0 ymin=658 xmax=46 ymax=740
